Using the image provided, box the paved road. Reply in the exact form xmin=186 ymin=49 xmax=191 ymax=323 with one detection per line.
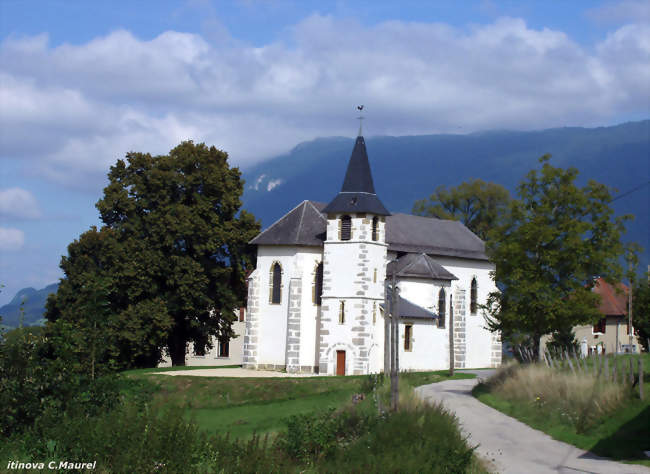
xmin=416 ymin=373 xmax=650 ymax=474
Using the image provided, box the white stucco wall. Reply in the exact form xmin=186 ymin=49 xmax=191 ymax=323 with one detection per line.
xmin=435 ymin=257 xmax=497 ymax=368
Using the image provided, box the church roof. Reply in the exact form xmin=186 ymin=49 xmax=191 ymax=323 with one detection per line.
xmin=385 ymin=213 xmax=487 ymax=260
xmin=321 ymin=136 xmax=390 ymax=216
xmin=250 ymin=200 xmax=488 ymax=261
xmin=249 ymin=200 xmax=326 ymax=246
xmin=386 ymin=253 xmax=458 ymax=280
xmin=381 ymin=293 xmax=438 ymax=320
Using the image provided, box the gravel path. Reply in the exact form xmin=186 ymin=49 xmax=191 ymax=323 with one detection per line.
xmin=415 ymin=374 xmax=650 ymax=474
xmin=156 ymin=368 xmax=321 ymax=377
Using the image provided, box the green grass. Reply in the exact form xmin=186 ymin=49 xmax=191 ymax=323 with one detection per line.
xmin=474 ymin=358 xmax=650 ymax=467
xmin=124 ymin=369 xmax=476 ymax=439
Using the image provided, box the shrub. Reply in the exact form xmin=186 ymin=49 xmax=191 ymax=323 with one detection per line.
xmin=322 ymin=403 xmax=476 ymax=473
xmin=276 ymin=406 xmax=379 ymax=464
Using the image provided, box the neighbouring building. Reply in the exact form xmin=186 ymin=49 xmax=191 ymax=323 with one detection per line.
xmin=241 ymin=127 xmax=501 ymax=375
xmin=569 ymin=278 xmax=640 ymax=354
xmin=159 ymin=308 xmax=246 ymax=367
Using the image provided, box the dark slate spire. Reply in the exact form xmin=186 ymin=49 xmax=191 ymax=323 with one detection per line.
xmin=322 ymin=133 xmax=390 ymax=216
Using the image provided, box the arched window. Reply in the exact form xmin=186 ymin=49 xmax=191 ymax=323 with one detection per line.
xmin=438 ymin=288 xmax=446 ymax=328
xmin=340 ymin=215 xmax=352 ymax=241
xmin=371 ymin=216 xmax=379 ymax=241
xmin=313 ymin=262 xmax=323 ymax=306
xmin=339 ymin=301 xmax=346 ymax=324
xmin=470 ymin=277 xmax=478 ymax=315
xmin=269 ymin=262 xmax=282 ymax=304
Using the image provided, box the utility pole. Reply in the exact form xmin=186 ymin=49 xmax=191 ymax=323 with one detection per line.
xmin=390 ymin=268 xmax=400 ymax=411
xmin=448 ymin=293 xmax=454 ymax=376
xmin=384 ymin=278 xmax=391 ymax=375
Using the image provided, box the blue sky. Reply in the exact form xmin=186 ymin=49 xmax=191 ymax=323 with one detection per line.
xmin=0 ymin=0 xmax=649 ymax=305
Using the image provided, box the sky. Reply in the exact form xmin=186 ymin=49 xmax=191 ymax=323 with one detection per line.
xmin=0 ymin=0 xmax=649 ymax=305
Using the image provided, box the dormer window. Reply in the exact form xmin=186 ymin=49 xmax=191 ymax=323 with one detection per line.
xmin=372 ymin=216 xmax=379 ymax=241
xmin=340 ymin=215 xmax=352 ymax=241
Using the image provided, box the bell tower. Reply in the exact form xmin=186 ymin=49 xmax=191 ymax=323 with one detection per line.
xmin=318 ymin=128 xmax=390 ymax=375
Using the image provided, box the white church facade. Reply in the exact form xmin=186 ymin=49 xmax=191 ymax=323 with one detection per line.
xmin=242 ymin=131 xmax=501 ymax=375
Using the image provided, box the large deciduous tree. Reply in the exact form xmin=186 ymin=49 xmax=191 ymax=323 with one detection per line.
xmin=484 ymin=155 xmax=632 ymax=358
xmin=412 ymin=179 xmax=510 ymax=240
xmin=47 ymin=142 xmax=259 ymax=367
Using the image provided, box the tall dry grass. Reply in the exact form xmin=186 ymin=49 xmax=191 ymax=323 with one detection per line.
xmin=485 ymin=363 xmax=629 ymax=431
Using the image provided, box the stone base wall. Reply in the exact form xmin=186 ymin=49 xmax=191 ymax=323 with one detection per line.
xmin=453 ymin=288 xmax=466 ymax=369
xmin=285 ymin=277 xmax=302 ymax=373
xmin=242 ymin=271 xmax=260 ymax=369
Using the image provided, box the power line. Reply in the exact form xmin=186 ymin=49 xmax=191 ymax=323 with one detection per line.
xmin=611 ymin=180 xmax=650 ymax=202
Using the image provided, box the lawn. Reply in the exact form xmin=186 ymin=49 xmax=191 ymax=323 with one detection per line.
xmin=124 ymin=368 xmax=475 ymax=439
xmin=473 ymin=354 xmax=650 ymax=467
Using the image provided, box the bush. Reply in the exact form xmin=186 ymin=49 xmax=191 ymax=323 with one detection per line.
xmin=276 ymin=406 xmax=379 ymax=464
xmin=322 ymin=403 xmax=476 ymax=473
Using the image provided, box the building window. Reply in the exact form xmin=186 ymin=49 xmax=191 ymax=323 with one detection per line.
xmin=593 ymin=318 xmax=606 ymax=334
xmin=340 ymin=215 xmax=352 ymax=241
xmin=239 ymin=307 xmax=245 ymax=322
xmin=339 ymin=301 xmax=345 ymax=324
xmin=313 ymin=262 xmax=323 ymax=306
xmin=373 ymin=302 xmax=377 ymax=324
xmin=470 ymin=277 xmax=478 ymax=315
xmin=218 ymin=339 xmax=229 ymax=358
xmin=404 ymin=324 xmax=413 ymax=351
xmin=269 ymin=262 xmax=282 ymax=304
xmin=438 ymin=288 xmax=446 ymax=328
xmin=372 ymin=216 xmax=379 ymax=241
xmin=373 ymin=268 xmax=377 ymax=283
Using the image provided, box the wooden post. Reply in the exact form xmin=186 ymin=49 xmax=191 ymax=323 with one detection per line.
xmin=629 ymin=358 xmax=634 ymax=384
xmin=547 ymin=351 xmax=555 ymax=369
xmin=565 ymin=350 xmax=575 ymax=375
xmin=639 ymin=358 xmax=644 ymax=400
xmin=604 ymin=357 xmax=610 ymax=381
xmin=449 ymin=293 xmax=454 ymax=376
xmin=612 ymin=357 xmax=617 ymax=384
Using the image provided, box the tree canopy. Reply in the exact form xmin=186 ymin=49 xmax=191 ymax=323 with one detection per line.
xmin=412 ymin=179 xmax=510 ymax=240
xmin=484 ymin=155 xmax=632 ymax=356
xmin=46 ymin=141 xmax=259 ymax=367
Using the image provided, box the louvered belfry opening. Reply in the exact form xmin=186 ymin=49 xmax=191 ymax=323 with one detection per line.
xmin=372 ymin=216 xmax=379 ymax=241
xmin=340 ymin=215 xmax=352 ymax=240
xmin=271 ymin=262 xmax=282 ymax=304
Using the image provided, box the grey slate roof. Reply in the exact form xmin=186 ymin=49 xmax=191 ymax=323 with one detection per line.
xmin=381 ymin=293 xmax=438 ymax=320
xmin=386 ymin=253 xmax=458 ymax=280
xmin=385 ymin=213 xmax=487 ymax=260
xmin=250 ymin=201 xmax=326 ymax=246
xmin=250 ymin=200 xmax=488 ymax=261
xmin=322 ymin=136 xmax=390 ymax=216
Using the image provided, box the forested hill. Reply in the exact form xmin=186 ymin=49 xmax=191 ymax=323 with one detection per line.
xmin=0 ymin=283 xmax=58 ymax=329
xmin=241 ymin=120 xmax=649 ymax=268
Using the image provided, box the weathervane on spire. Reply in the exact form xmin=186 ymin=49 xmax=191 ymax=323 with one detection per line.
xmin=356 ymin=105 xmax=364 ymax=136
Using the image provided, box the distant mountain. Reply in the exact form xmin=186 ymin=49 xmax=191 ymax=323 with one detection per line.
xmin=0 ymin=283 xmax=58 ymax=329
xmin=242 ymin=120 xmax=650 ymax=269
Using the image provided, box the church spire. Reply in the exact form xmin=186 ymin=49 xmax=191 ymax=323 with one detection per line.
xmin=322 ymin=121 xmax=390 ymax=216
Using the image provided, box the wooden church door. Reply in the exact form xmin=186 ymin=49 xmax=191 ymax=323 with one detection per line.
xmin=336 ymin=350 xmax=346 ymax=376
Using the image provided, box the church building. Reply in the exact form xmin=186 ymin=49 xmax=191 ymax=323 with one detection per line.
xmin=243 ymin=129 xmax=501 ymax=375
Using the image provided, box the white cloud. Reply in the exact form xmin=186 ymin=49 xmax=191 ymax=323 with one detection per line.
xmin=1 ymin=17 xmax=649 ymax=190
xmin=0 ymin=227 xmax=25 ymax=251
xmin=0 ymin=188 xmax=41 ymax=219
xmin=587 ymin=0 xmax=650 ymax=25
xmin=267 ymin=178 xmax=284 ymax=191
